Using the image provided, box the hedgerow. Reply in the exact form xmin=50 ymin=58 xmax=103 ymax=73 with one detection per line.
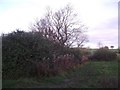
xmin=91 ymin=48 xmax=117 ymax=61
xmin=2 ymin=30 xmax=82 ymax=79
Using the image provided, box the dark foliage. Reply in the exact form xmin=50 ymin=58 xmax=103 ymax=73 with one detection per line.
xmin=91 ymin=48 xmax=117 ymax=61
xmin=118 ymin=48 xmax=120 ymax=54
xmin=68 ymin=48 xmax=82 ymax=60
xmin=2 ymin=30 xmax=82 ymax=79
xmin=2 ymin=30 xmax=58 ymax=78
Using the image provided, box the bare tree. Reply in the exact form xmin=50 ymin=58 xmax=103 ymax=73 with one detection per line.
xmin=31 ymin=5 xmax=88 ymax=47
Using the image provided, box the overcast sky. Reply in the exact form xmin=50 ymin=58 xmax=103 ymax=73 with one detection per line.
xmin=0 ymin=0 xmax=118 ymax=48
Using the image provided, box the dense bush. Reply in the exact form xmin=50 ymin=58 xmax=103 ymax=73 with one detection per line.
xmin=68 ymin=48 xmax=82 ymax=60
xmin=2 ymin=30 xmax=82 ymax=79
xmin=91 ymin=48 xmax=117 ymax=61
xmin=2 ymin=30 xmax=61 ymax=79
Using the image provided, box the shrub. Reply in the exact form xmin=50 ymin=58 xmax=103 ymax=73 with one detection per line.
xmin=2 ymin=30 xmax=83 ymax=79
xmin=2 ymin=30 xmax=65 ymax=79
xmin=68 ymin=48 xmax=82 ymax=60
xmin=91 ymin=48 xmax=117 ymax=61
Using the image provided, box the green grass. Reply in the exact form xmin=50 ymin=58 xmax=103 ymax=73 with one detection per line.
xmin=3 ymin=60 xmax=118 ymax=88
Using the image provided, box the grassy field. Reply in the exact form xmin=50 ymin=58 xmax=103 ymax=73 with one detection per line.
xmin=89 ymin=49 xmax=118 ymax=55
xmin=3 ymin=59 xmax=118 ymax=88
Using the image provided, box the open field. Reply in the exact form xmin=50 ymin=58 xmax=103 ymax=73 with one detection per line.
xmin=89 ymin=49 xmax=118 ymax=55
xmin=3 ymin=60 xmax=118 ymax=88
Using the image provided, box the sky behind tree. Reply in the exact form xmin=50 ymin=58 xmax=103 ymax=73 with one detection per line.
xmin=0 ymin=0 xmax=118 ymax=48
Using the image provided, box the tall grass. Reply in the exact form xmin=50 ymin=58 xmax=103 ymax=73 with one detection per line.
xmin=3 ymin=60 xmax=118 ymax=88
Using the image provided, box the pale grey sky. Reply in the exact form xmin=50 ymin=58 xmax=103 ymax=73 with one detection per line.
xmin=0 ymin=0 xmax=118 ymax=48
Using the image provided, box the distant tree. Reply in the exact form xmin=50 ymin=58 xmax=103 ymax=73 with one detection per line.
xmin=110 ymin=46 xmax=114 ymax=49
xmin=31 ymin=4 xmax=88 ymax=47
xmin=104 ymin=46 xmax=109 ymax=49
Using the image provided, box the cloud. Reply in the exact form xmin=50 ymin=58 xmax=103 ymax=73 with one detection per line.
xmin=0 ymin=0 xmax=118 ymax=48
xmin=102 ymin=18 xmax=117 ymax=30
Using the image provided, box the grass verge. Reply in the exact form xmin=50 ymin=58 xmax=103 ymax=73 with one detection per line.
xmin=3 ymin=60 xmax=118 ymax=88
